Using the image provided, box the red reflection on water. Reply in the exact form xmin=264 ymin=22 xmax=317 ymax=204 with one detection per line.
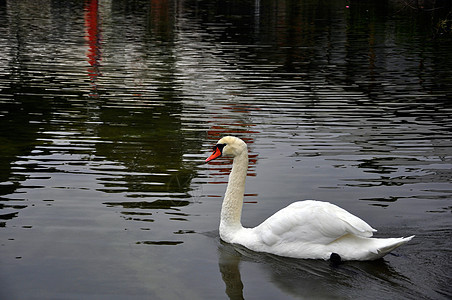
xmin=84 ymin=0 xmax=102 ymax=98
xmin=150 ymin=0 xmax=170 ymax=30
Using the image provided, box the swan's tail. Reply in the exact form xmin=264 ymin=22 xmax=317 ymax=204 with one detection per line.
xmin=373 ymin=235 xmax=415 ymax=259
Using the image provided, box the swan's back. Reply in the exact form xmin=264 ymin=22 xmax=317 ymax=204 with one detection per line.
xmin=258 ymin=200 xmax=375 ymax=244
xmin=233 ymin=200 xmax=411 ymax=260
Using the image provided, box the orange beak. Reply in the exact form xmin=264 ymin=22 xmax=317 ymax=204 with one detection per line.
xmin=206 ymin=144 xmax=226 ymax=162
xmin=206 ymin=146 xmax=222 ymax=162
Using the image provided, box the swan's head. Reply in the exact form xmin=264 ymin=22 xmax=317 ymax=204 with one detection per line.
xmin=206 ymin=136 xmax=247 ymax=162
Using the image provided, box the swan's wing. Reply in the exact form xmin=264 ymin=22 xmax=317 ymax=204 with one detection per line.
xmin=257 ymin=200 xmax=376 ymax=246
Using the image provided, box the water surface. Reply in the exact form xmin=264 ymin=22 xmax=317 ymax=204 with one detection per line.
xmin=1 ymin=0 xmax=451 ymax=299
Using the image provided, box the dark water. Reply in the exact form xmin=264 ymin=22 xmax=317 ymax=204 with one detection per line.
xmin=1 ymin=0 xmax=451 ymax=299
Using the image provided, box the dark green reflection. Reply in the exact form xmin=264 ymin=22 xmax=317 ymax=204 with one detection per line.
xmin=103 ymin=199 xmax=190 ymax=210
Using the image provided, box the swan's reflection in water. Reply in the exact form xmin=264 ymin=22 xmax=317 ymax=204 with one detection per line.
xmin=218 ymin=242 xmax=245 ymax=300
xmin=217 ymin=239 xmax=414 ymax=299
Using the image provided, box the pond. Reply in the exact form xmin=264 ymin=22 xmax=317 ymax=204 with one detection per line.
xmin=1 ymin=0 xmax=451 ymax=299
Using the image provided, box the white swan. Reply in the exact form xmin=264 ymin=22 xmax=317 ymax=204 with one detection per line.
xmin=206 ymin=136 xmax=414 ymax=261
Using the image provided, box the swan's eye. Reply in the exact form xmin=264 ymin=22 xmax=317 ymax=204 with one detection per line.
xmin=216 ymin=143 xmax=227 ymax=153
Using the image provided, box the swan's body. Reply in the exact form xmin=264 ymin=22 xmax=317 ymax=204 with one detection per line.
xmin=206 ymin=136 xmax=414 ymax=261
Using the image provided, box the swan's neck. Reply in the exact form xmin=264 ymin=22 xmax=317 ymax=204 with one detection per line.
xmin=220 ymin=150 xmax=248 ymax=237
